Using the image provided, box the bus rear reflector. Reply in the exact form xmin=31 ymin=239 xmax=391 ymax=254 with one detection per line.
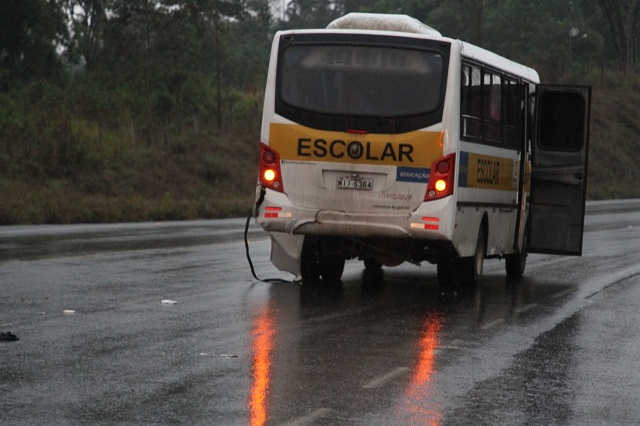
xmin=264 ymin=206 xmax=291 ymax=218
xmin=424 ymin=153 xmax=455 ymax=201
xmin=260 ymin=143 xmax=284 ymax=192
xmin=410 ymin=223 xmax=439 ymax=230
xmin=411 ymin=216 xmax=439 ymax=230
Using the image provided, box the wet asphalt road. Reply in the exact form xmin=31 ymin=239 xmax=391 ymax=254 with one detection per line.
xmin=1 ymin=200 xmax=640 ymax=425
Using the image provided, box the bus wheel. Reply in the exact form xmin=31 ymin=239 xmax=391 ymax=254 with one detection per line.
xmin=301 ymin=236 xmax=322 ymax=281
xmin=459 ymin=225 xmax=486 ymax=287
xmin=437 ymin=257 xmax=455 ymax=288
xmin=363 ymin=258 xmax=382 ymax=271
xmin=323 ymin=255 xmax=345 ymax=282
xmin=301 ymin=237 xmax=345 ymax=282
xmin=506 ymin=225 xmax=529 ymax=278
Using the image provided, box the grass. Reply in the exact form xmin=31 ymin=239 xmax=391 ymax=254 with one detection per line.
xmin=0 ymin=130 xmax=258 ymax=224
xmin=587 ymin=80 xmax=640 ymax=200
xmin=1 ymin=72 xmax=639 ymax=225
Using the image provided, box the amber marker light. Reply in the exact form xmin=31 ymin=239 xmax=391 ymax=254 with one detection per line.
xmin=435 ymin=179 xmax=447 ymax=192
xmin=263 ymin=169 xmax=276 ymax=182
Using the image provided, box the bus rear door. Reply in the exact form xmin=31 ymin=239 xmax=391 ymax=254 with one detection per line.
xmin=529 ymin=85 xmax=591 ymax=255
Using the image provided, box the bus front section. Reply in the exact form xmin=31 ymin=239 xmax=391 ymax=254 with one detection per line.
xmin=255 ymin=26 xmax=456 ymax=281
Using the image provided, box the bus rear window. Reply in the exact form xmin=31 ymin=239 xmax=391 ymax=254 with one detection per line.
xmin=278 ymin=44 xmax=444 ymax=117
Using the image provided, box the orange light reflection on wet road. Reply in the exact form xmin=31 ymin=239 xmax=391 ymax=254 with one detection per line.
xmin=249 ymin=307 xmax=275 ymax=426
xmin=406 ymin=314 xmax=443 ymax=425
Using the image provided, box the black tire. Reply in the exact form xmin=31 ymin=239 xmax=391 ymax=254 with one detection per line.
xmin=363 ymin=258 xmax=382 ymax=271
xmin=506 ymin=224 xmax=529 ymax=278
xmin=322 ymin=255 xmax=345 ymax=282
xmin=459 ymin=225 xmax=486 ymax=287
xmin=301 ymin=237 xmax=322 ymax=281
xmin=437 ymin=256 xmax=455 ymax=288
xmin=301 ymin=236 xmax=345 ymax=282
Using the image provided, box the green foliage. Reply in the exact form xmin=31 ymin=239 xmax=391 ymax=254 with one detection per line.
xmin=0 ymin=0 xmax=68 ymax=88
xmin=285 ymin=0 xmax=343 ymax=28
xmin=0 ymin=128 xmax=259 ymax=224
xmin=587 ymin=76 xmax=640 ymax=200
xmin=0 ymin=0 xmax=639 ymax=224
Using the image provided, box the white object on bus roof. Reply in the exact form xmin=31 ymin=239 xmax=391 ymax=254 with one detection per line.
xmin=327 ymin=13 xmax=441 ymax=37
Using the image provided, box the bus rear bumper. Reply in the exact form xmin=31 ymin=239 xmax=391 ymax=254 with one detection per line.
xmin=255 ymin=189 xmax=457 ymax=276
xmin=257 ymin=191 xmax=454 ymax=240
xmin=256 ymin=190 xmax=456 ymax=241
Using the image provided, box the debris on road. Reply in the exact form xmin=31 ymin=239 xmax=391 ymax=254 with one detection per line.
xmin=161 ymin=300 xmax=178 ymax=305
xmin=0 ymin=332 xmax=19 ymax=342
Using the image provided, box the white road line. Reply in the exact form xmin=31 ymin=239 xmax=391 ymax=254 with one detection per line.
xmin=280 ymin=408 xmax=333 ymax=426
xmin=551 ymin=288 xmax=574 ymax=299
xmin=480 ymin=318 xmax=505 ymax=331
xmin=362 ymin=367 xmax=410 ymax=389
xmin=515 ymin=303 xmax=539 ymax=315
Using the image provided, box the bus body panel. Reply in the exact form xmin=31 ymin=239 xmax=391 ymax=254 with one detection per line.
xmin=269 ymin=231 xmax=304 ymax=277
xmin=258 ymin=187 xmax=457 ymax=239
xmin=453 ymin=141 xmax=522 ymax=257
xmin=268 ymin=123 xmax=444 ymax=213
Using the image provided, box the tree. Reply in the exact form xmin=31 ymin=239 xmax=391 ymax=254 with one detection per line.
xmin=64 ymin=0 xmax=107 ymax=71
xmin=335 ymin=0 xmax=374 ymax=14
xmin=597 ymin=0 xmax=640 ymax=73
xmin=423 ymin=0 xmax=492 ymax=45
xmin=0 ymin=0 xmax=68 ymax=89
xmin=285 ymin=0 xmax=342 ymax=28
xmin=365 ymin=0 xmax=438 ymax=23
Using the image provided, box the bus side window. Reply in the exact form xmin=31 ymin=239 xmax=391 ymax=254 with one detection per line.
xmin=537 ymin=91 xmax=586 ymax=152
xmin=528 ymin=93 xmax=536 ymax=144
xmin=461 ymin=65 xmax=482 ymax=140
xmin=483 ymin=71 xmax=501 ymax=144
xmin=503 ymin=78 xmax=523 ymax=150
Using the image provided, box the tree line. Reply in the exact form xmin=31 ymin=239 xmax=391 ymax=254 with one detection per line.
xmin=0 ymin=1 xmax=633 ymax=151
xmin=0 ymin=0 xmax=638 ymax=222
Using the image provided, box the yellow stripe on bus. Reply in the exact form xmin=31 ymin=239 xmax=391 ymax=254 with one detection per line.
xmin=269 ymin=123 xmax=443 ymax=168
xmin=464 ymin=152 xmax=517 ymax=191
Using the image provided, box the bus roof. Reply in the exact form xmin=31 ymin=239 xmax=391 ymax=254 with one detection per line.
xmin=460 ymin=41 xmax=540 ymax=83
xmin=327 ymin=13 xmax=442 ymax=37
xmin=307 ymin=13 xmax=540 ymax=84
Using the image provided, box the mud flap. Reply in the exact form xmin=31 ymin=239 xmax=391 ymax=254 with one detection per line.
xmin=270 ymin=232 xmax=305 ymax=278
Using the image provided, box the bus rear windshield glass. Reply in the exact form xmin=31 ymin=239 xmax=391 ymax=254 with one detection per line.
xmin=279 ymin=45 xmax=444 ymax=117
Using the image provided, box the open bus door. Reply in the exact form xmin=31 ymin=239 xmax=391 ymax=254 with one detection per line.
xmin=529 ymin=85 xmax=591 ymax=255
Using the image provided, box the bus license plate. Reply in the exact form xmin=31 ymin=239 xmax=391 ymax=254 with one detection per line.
xmin=337 ymin=177 xmax=373 ymax=190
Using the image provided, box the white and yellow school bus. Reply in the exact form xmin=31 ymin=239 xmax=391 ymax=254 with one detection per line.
xmin=254 ymin=13 xmax=590 ymax=286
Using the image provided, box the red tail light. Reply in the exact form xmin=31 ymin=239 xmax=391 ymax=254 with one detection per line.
xmin=259 ymin=143 xmax=284 ymax=193
xmin=424 ymin=153 xmax=456 ymax=201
